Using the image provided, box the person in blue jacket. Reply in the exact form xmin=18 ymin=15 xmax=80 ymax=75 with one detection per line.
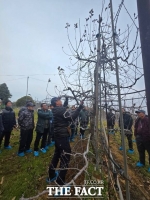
xmin=34 ymin=103 xmax=53 ymax=156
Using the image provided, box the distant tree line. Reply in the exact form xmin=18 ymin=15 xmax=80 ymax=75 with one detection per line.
xmin=0 ymin=83 xmax=34 ymax=107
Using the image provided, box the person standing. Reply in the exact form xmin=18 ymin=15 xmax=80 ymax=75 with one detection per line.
xmin=0 ymin=100 xmax=16 ymax=150
xmin=34 ymin=103 xmax=52 ymax=156
xmin=50 ymin=104 xmax=55 ymax=145
xmin=119 ymin=108 xmax=134 ymax=154
xmin=0 ymin=98 xmax=3 ymax=111
xmin=0 ymin=98 xmax=4 ymax=153
xmin=134 ymin=110 xmax=150 ymax=171
xmin=18 ymin=102 xmax=35 ymax=156
xmin=79 ymin=106 xmax=89 ymax=139
xmin=47 ymin=97 xmax=84 ymax=186
xmin=107 ymin=109 xmax=115 ymax=134
xmin=0 ymin=114 xmax=3 ymax=138
xmin=18 ymin=100 xmax=34 ymax=117
xmin=69 ymin=105 xmax=76 ymax=142
xmin=45 ymin=104 xmax=54 ymax=149
xmin=0 ymin=98 xmax=4 ymax=135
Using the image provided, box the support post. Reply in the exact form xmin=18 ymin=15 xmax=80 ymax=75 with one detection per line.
xmin=137 ymin=0 xmax=150 ymax=124
xmin=110 ymin=0 xmax=130 ymax=199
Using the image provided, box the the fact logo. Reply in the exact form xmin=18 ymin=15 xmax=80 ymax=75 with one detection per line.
xmin=46 ymin=180 xmax=104 ymax=198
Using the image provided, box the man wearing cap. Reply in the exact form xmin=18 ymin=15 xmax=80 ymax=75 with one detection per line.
xmin=47 ymin=97 xmax=84 ymax=186
xmin=134 ymin=110 xmax=150 ymax=171
xmin=18 ymin=100 xmax=34 ymax=117
xmin=18 ymin=102 xmax=35 ymax=156
xmin=34 ymin=103 xmax=53 ymax=156
xmin=0 ymin=100 xmax=16 ymax=150
xmin=119 ymin=108 xmax=133 ymax=154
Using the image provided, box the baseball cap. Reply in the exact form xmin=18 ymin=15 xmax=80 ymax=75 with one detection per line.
xmin=51 ymin=97 xmax=61 ymax=106
xmin=26 ymin=102 xmax=35 ymax=107
xmin=135 ymin=110 xmax=145 ymax=114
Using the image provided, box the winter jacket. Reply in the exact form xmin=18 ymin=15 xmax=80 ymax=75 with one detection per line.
xmin=18 ymin=108 xmax=34 ymax=130
xmin=79 ymin=109 xmax=89 ymax=129
xmin=68 ymin=109 xmax=76 ymax=125
xmin=35 ymin=109 xmax=53 ymax=133
xmin=119 ymin=112 xmax=133 ymax=130
xmin=18 ymin=107 xmax=27 ymax=117
xmin=52 ymin=105 xmax=83 ymax=138
xmin=134 ymin=116 xmax=150 ymax=141
xmin=2 ymin=106 xmax=16 ymax=131
xmin=0 ymin=115 xmax=4 ymax=134
xmin=107 ymin=112 xmax=115 ymax=126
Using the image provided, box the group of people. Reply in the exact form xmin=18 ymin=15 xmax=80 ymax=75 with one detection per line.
xmin=0 ymin=98 xmax=89 ymax=155
xmin=1 ymin=94 xmax=150 ymax=185
xmin=0 ymin=96 xmax=89 ymax=186
xmin=107 ymin=108 xmax=150 ymax=171
xmin=0 ymin=100 xmax=52 ymax=156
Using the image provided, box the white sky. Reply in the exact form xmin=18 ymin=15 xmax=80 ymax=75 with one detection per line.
xmin=0 ymin=0 xmax=142 ymax=104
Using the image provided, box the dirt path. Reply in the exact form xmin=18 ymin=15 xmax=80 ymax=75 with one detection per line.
xmin=109 ymin=136 xmax=150 ymax=200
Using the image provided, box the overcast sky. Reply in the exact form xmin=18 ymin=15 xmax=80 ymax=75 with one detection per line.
xmin=0 ymin=0 xmax=140 ymax=103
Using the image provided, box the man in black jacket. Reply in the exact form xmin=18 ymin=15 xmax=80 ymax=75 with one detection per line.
xmin=107 ymin=109 xmax=115 ymax=134
xmin=119 ymin=108 xmax=133 ymax=154
xmin=47 ymin=97 xmax=83 ymax=186
xmin=18 ymin=102 xmax=35 ymax=156
xmin=0 ymin=100 xmax=16 ymax=150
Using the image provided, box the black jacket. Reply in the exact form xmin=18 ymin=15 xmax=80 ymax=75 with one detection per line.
xmin=119 ymin=112 xmax=133 ymax=130
xmin=79 ymin=109 xmax=89 ymax=129
xmin=0 ymin=115 xmax=4 ymax=134
xmin=52 ymin=105 xmax=83 ymax=138
xmin=107 ymin=112 xmax=115 ymax=126
xmin=2 ymin=106 xmax=16 ymax=131
xmin=18 ymin=108 xmax=34 ymax=130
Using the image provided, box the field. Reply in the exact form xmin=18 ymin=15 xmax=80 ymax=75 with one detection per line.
xmin=0 ymin=108 xmax=55 ymax=200
xmin=0 ymin=108 xmax=104 ymax=200
xmin=1 ymin=109 xmax=150 ymax=200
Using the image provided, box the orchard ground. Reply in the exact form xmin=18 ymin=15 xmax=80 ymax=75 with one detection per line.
xmin=0 ymin=109 xmax=150 ymax=199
